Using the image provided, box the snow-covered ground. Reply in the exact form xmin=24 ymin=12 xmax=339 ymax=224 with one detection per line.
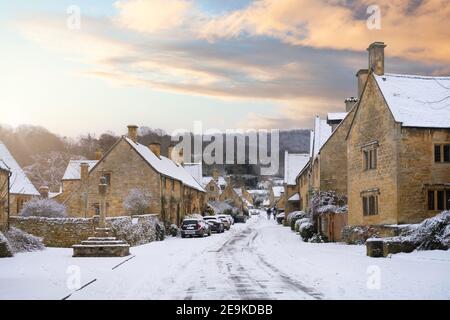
xmin=1 ymin=215 xmax=450 ymax=300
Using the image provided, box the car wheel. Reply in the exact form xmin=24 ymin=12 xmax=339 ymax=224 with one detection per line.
xmin=181 ymin=234 xmax=186 ymax=238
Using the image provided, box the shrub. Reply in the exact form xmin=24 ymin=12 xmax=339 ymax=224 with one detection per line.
xmin=20 ymin=198 xmax=67 ymax=218
xmin=155 ymin=220 xmax=165 ymax=241
xmin=0 ymin=232 xmax=13 ymax=258
xmin=341 ymin=225 xmax=379 ymax=245
xmin=295 ymin=218 xmax=310 ymax=232
xmin=4 ymin=227 xmax=45 ymax=253
xmin=111 ymin=217 xmax=158 ymax=246
xmin=289 ymin=211 xmax=308 ymax=230
xmin=309 ymin=233 xmax=328 ymax=243
xmin=169 ymin=224 xmax=179 ymax=237
xmin=299 ymin=222 xmax=314 ymax=242
xmin=123 ymin=189 xmax=151 ymax=215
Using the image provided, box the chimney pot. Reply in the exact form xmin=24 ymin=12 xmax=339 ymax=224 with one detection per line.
xmin=127 ymin=125 xmax=139 ymax=143
xmin=149 ymin=142 xmax=161 ymax=158
xmin=344 ymin=97 xmax=358 ymax=112
xmin=367 ymin=42 xmax=386 ymax=75
xmin=95 ymin=148 xmax=103 ymax=161
xmin=38 ymin=186 xmax=49 ymax=199
xmin=80 ymin=162 xmax=89 ymax=184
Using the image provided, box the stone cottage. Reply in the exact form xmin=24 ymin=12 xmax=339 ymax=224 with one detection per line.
xmin=347 ymin=42 xmax=450 ymax=226
xmin=281 ymin=151 xmax=309 ymax=217
xmin=202 ymin=169 xmax=227 ymax=202
xmin=219 ymin=181 xmax=244 ymax=210
xmin=55 ymin=125 xmax=206 ymax=225
xmin=269 ymin=185 xmax=284 ymax=208
xmin=0 ymin=142 xmax=40 ymax=216
xmin=0 ymin=160 xmax=10 ymax=230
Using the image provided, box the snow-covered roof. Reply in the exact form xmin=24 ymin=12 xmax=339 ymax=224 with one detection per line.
xmin=202 ymin=176 xmax=227 ymax=188
xmin=233 ymin=188 xmax=243 ymax=197
xmin=247 ymin=190 xmax=267 ymax=195
xmin=0 ymin=160 xmax=9 ymax=172
xmin=284 ymin=152 xmax=310 ymax=185
xmin=125 ymin=137 xmax=205 ymax=192
xmin=0 ymin=142 xmax=39 ymax=196
xmin=62 ymin=160 xmax=98 ymax=180
xmin=288 ymin=193 xmax=300 ymax=201
xmin=272 ymin=186 xmax=284 ymax=198
xmin=313 ymin=116 xmax=332 ymax=157
xmin=183 ymin=163 xmax=202 ymax=185
xmin=375 ymin=73 xmax=450 ymax=128
xmin=327 ymin=112 xmax=347 ymax=122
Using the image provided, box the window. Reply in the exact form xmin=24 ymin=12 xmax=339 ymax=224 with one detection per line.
xmin=362 ymin=195 xmax=378 ymax=216
xmin=102 ymin=173 xmax=111 ymax=185
xmin=210 ymin=186 xmax=215 ymax=191
xmin=428 ymin=189 xmax=450 ymax=211
xmin=363 ymin=145 xmax=377 ymax=171
xmin=171 ymin=180 xmax=174 ymax=192
xmin=435 ymin=144 xmax=450 ymax=163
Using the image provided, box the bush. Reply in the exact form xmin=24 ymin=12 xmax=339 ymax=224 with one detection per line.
xmin=0 ymin=232 xmax=13 ymax=258
xmin=299 ymin=222 xmax=314 ymax=242
xmin=155 ymin=221 xmax=165 ymax=241
xmin=169 ymin=224 xmax=179 ymax=237
xmin=396 ymin=211 xmax=450 ymax=251
xmin=111 ymin=217 xmax=159 ymax=246
xmin=309 ymin=233 xmax=328 ymax=243
xmin=341 ymin=225 xmax=379 ymax=245
xmin=289 ymin=211 xmax=308 ymax=230
xmin=4 ymin=227 xmax=45 ymax=253
xmin=123 ymin=189 xmax=152 ymax=215
xmin=20 ymin=198 xmax=67 ymax=218
xmin=295 ymin=218 xmax=310 ymax=232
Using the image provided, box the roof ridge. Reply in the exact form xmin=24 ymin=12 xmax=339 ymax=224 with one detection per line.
xmin=382 ymin=73 xmax=450 ymax=80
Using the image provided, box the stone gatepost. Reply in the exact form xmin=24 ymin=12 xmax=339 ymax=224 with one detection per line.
xmin=98 ymin=177 xmax=107 ymax=229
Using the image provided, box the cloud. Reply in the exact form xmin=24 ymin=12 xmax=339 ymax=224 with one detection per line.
xmin=13 ymin=1 xmax=450 ymax=130
xmin=114 ymin=0 xmax=192 ymax=33
xmin=197 ymin=0 xmax=450 ymax=64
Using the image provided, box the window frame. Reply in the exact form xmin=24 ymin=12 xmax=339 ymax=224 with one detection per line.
xmin=434 ymin=144 xmax=450 ymax=163
xmin=361 ymin=141 xmax=378 ymax=171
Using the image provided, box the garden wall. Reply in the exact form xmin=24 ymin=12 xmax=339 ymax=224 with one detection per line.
xmin=9 ymin=214 xmax=160 ymax=248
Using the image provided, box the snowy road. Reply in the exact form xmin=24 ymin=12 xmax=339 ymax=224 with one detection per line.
xmin=1 ymin=214 xmax=450 ymax=299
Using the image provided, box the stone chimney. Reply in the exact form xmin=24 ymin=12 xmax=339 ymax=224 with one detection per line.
xmin=149 ymin=142 xmax=161 ymax=158
xmin=356 ymin=69 xmax=369 ymax=98
xmin=367 ymin=42 xmax=386 ymax=75
xmin=127 ymin=125 xmax=138 ymax=143
xmin=38 ymin=186 xmax=49 ymax=199
xmin=212 ymin=168 xmax=219 ymax=182
xmin=95 ymin=148 xmax=103 ymax=161
xmin=344 ymin=97 xmax=358 ymax=112
xmin=80 ymin=162 xmax=89 ymax=184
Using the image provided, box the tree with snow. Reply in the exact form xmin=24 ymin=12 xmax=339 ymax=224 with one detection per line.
xmin=20 ymin=198 xmax=67 ymax=218
xmin=123 ymin=188 xmax=152 ymax=215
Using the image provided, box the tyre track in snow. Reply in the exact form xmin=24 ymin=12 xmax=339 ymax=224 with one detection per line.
xmin=216 ymin=217 xmax=323 ymax=300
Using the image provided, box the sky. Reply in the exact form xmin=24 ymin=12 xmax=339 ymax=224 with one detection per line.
xmin=0 ymin=0 xmax=449 ymax=137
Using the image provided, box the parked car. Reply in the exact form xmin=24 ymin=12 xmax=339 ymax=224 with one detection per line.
xmin=216 ymin=215 xmax=231 ymax=230
xmin=203 ymin=216 xmax=225 ymax=233
xmin=250 ymin=209 xmax=260 ymax=215
xmin=234 ymin=215 xmax=248 ymax=223
xmin=223 ymin=214 xmax=234 ymax=225
xmin=276 ymin=212 xmax=285 ymax=224
xmin=180 ymin=218 xmax=211 ymax=238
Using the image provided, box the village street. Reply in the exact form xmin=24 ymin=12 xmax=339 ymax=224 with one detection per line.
xmin=1 ymin=213 xmax=450 ymax=300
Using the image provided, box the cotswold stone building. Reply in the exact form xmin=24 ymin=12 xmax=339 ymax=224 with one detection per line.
xmin=55 ymin=125 xmax=206 ymax=225
xmin=0 ymin=142 xmax=40 ymax=216
xmin=0 ymin=160 xmax=10 ymax=230
xmin=202 ymin=169 xmax=227 ymax=202
xmin=347 ymin=42 xmax=450 ymax=226
xmin=281 ymin=152 xmax=309 ymax=216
